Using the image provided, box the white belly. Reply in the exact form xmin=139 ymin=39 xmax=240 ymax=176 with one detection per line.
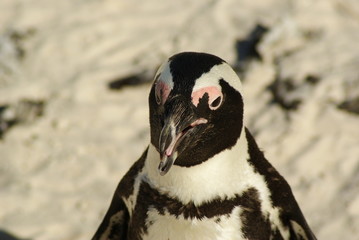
xmin=142 ymin=207 xmax=245 ymax=240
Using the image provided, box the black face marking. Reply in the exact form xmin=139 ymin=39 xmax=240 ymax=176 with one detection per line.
xmin=198 ymin=92 xmax=210 ymax=112
xmin=149 ymin=76 xmax=243 ymax=168
xmin=174 ymin=80 xmax=243 ymax=167
xmin=149 ymin=52 xmax=227 ymax=146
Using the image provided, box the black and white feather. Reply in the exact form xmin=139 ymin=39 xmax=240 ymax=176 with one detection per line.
xmin=92 ymin=52 xmax=317 ymax=240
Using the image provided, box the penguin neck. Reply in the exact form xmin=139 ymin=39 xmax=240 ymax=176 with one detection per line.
xmin=144 ymin=127 xmax=255 ymax=205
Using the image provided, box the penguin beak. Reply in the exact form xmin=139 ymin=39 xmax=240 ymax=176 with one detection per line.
xmin=158 ymin=117 xmax=207 ymax=176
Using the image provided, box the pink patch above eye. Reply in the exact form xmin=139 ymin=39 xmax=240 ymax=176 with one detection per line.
xmin=191 ymin=86 xmax=223 ymax=110
xmin=155 ymin=81 xmax=171 ymax=104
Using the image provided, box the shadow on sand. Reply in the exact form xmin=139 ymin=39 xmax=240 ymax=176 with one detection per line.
xmin=0 ymin=230 xmax=30 ymax=240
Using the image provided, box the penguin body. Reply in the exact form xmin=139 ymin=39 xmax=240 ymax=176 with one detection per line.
xmin=92 ymin=52 xmax=316 ymax=240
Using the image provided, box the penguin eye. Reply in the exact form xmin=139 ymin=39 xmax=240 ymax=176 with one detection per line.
xmin=210 ymin=96 xmax=222 ymax=109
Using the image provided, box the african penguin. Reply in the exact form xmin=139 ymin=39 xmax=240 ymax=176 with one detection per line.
xmin=92 ymin=52 xmax=317 ymax=240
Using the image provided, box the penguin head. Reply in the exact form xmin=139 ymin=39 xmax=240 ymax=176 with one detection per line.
xmin=149 ymin=52 xmax=244 ymax=175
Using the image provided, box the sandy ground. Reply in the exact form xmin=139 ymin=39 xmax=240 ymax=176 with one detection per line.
xmin=0 ymin=0 xmax=359 ymax=239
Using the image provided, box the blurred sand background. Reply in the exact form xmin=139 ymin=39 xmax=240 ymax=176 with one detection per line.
xmin=1 ymin=0 xmax=359 ymax=239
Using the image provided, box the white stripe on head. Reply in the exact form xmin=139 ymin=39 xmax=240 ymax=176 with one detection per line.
xmin=192 ymin=63 xmax=242 ymax=93
xmin=155 ymin=60 xmax=174 ymax=90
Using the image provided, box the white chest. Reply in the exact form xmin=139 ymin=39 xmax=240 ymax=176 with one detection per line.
xmin=142 ymin=207 xmax=245 ymax=240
